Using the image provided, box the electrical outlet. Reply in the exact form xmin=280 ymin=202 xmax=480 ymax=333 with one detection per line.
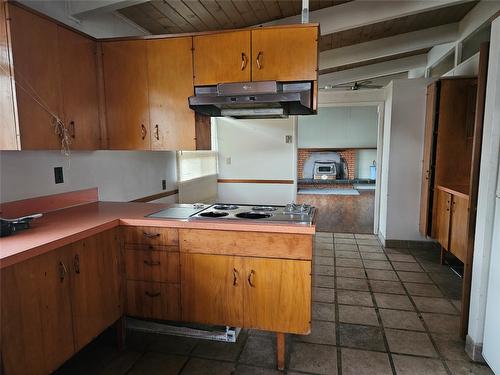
xmin=285 ymin=135 xmax=293 ymax=144
xmin=226 ymin=157 xmax=232 ymax=165
xmin=54 ymin=167 xmax=64 ymax=184
xmin=162 ymin=179 xmax=166 ymax=190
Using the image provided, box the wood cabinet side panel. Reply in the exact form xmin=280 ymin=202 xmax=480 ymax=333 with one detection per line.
xmin=432 ymin=189 xmax=451 ymax=249
xmin=450 ymin=195 xmax=469 ymax=263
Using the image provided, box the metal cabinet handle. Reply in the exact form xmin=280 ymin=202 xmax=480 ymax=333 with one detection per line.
xmin=74 ymin=254 xmax=80 ymax=274
xmin=256 ymin=51 xmax=263 ymax=70
xmin=240 ymin=52 xmax=248 ymax=70
xmin=144 ymin=260 xmax=161 ymax=266
xmin=247 ymin=269 xmax=256 ymax=287
xmin=69 ymin=121 xmax=76 ymax=138
xmin=233 ymin=268 xmax=239 ymax=286
xmin=143 ymin=232 xmax=160 ymax=239
xmin=59 ymin=261 xmax=68 ymax=282
xmin=141 ymin=124 xmax=147 ymax=140
xmin=155 ymin=124 xmax=159 ymax=141
xmin=145 ymin=291 xmax=161 ymax=298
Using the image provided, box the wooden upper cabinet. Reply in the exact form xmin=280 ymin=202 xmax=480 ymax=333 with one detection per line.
xmin=58 ymin=26 xmax=100 ymax=150
xmin=102 ymin=40 xmax=150 ymax=150
xmin=450 ymin=195 xmax=469 ymax=263
xmin=0 ymin=1 xmax=18 ymax=150
xmin=193 ymin=31 xmax=251 ymax=85
xmin=8 ymin=4 xmax=62 ymax=149
xmin=243 ymin=257 xmax=311 ymax=334
xmin=1 ymin=246 xmax=75 ymax=375
xmin=69 ymin=229 xmax=121 ymax=350
xmin=251 ymin=26 xmax=318 ymax=82
xmin=147 ymin=37 xmax=195 ymax=150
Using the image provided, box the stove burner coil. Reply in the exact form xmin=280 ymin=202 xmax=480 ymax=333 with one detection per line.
xmin=251 ymin=206 xmax=278 ymax=212
xmin=199 ymin=212 xmax=229 ymax=218
xmin=213 ymin=205 xmax=239 ymax=210
xmin=235 ymin=212 xmax=272 ymax=219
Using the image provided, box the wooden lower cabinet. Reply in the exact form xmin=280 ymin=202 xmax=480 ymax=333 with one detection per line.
xmin=125 ymin=249 xmax=179 ymax=283
xmin=126 ymin=280 xmax=180 ymax=320
xmin=432 ymin=189 xmax=451 ymax=249
xmin=1 ymin=247 xmax=74 ymax=375
xmin=180 ymin=253 xmax=311 ymax=334
xmin=1 ymin=229 xmax=122 ymax=375
xmin=450 ymin=195 xmax=469 ymax=263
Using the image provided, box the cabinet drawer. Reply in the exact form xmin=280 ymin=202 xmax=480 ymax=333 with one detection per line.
xmin=179 ymin=229 xmax=312 ymax=260
xmin=126 ymin=280 xmax=180 ymax=321
xmin=125 ymin=249 xmax=179 ymax=283
xmin=123 ymin=226 xmax=179 ymax=246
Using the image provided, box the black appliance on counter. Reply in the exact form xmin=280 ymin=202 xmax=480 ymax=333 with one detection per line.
xmin=0 ymin=213 xmax=42 ymax=237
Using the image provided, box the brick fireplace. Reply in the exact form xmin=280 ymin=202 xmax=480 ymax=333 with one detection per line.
xmin=298 ymin=149 xmax=356 ymax=180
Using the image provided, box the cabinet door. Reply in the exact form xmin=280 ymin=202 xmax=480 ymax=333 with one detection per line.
xmin=251 ymin=27 xmax=318 ymax=82
xmin=125 ymin=249 xmax=180 ymax=283
xmin=420 ymin=83 xmax=438 ymax=236
xmin=180 ymin=253 xmax=243 ymax=326
xmin=450 ymin=195 xmax=469 ymax=263
xmin=1 ymin=247 xmax=74 ymax=375
xmin=58 ymin=26 xmax=100 ymax=149
xmin=147 ymin=37 xmax=195 ymax=150
xmin=243 ymin=257 xmax=311 ymax=334
xmin=432 ymin=189 xmax=451 ymax=249
xmin=193 ymin=31 xmax=251 ymax=85
xmin=102 ymin=40 xmax=150 ymax=150
xmin=0 ymin=1 xmax=18 ymax=150
xmin=9 ymin=4 xmax=62 ymax=149
xmin=70 ymin=229 xmax=121 ymax=350
xmin=126 ymin=280 xmax=180 ymax=320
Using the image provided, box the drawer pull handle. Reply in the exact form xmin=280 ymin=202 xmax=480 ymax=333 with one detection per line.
xmin=256 ymin=51 xmax=263 ymax=70
xmin=141 ymin=124 xmax=147 ymax=140
xmin=247 ymin=269 xmax=256 ymax=288
xmin=143 ymin=232 xmax=160 ymax=239
xmin=144 ymin=260 xmax=161 ymax=266
xmin=59 ymin=261 xmax=68 ymax=282
xmin=240 ymin=52 xmax=248 ymax=70
xmin=145 ymin=291 xmax=161 ymax=298
xmin=233 ymin=268 xmax=239 ymax=286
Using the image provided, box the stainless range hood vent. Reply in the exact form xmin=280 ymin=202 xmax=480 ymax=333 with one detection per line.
xmin=188 ymin=81 xmax=315 ymax=119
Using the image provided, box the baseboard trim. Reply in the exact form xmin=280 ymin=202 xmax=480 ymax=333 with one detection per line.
xmin=466 ymin=335 xmax=486 ymax=363
xmin=131 ymin=189 xmax=179 ymax=203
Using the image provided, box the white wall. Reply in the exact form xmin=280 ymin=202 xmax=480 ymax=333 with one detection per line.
xmin=0 ymin=151 xmax=177 ymax=203
xmin=356 ymin=149 xmax=377 ymax=179
xmin=298 ymin=106 xmax=378 ymax=148
xmin=215 ymin=117 xmax=296 ymax=205
xmin=379 ymin=78 xmax=433 ymax=242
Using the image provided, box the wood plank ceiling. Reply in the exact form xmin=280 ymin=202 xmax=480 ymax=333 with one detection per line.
xmin=119 ymin=0 xmax=351 ymax=34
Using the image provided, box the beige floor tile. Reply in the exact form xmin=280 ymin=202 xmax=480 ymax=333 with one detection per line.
xmin=387 ymin=254 xmax=417 ymax=262
xmin=315 ymin=243 xmax=334 ymax=251
xmin=422 ymin=313 xmax=460 ymax=334
xmin=392 ymin=261 xmax=424 ymax=272
xmin=313 ymin=264 xmax=335 ymax=276
xmin=235 ymin=365 xmax=282 ymax=375
xmin=315 ymin=248 xmax=334 ymax=257
xmin=312 ymin=302 xmax=335 ymax=321
xmin=336 ymin=266 xmax=366 ymax=279
xmin=361 ymin=252 xmax=388 ymax=261
xmin=392 ymin=354 xmax=447 ymax=375
xmin=128 ymin=352 xmax=188 ymax=375
xmin=180 ymin=358 xmax=235 ymax=375
xmin=238 ymin=335 xmax=276 ymax=369
xmin=289 ymin=342 xmax=338 ymax=375
xmin=446 ymin=360 xmax=495 ymax=375
xmin=341 ymin=348 xmax=392 ymax=375
xmin=404 ymin=282 xmax=444 ymax=297
xmin=335 ymin=251 xmax=361 ymax=259
xmin=385 ymin=329 xmax=438 ymax=357
xmin=363 ymin=260 xmax=393 ymax=270
xmin=366 ymin=269 xmax=399 ymax=281
xmin=358 ymin=245 xmax=384 ymax=252
xmin=298 ymin=320 xmax=336 ymax=345
xmin=339 ymin=305 xmax=379 ymax=326
xmin=315 ymin=256 xmax=335 ymax=266
xmin=335 ymin=238 xmax=357 ymax=244
xmin=316 ymin=232 xmax=333 ymax=238
xmin=432 ymin=334 xmax=469 ymax=361
xmin=313 ymin=275 xmax=335 ymax=288
xmin=356 ymin=239 xmax=381 ymax=246
xmin=370 ymin=280 xmax=406 ymax=295
xmin=339 ymin=323 xmax=386 ymax=351
xmin=335 ymin=258 xmax=363 ymax=268
xmin=354 ymin=234 xmax=377 ymax=239
xmin=313 ymin=287 xmax=335 ymax=303
xmin=337 ymin=277 xmax=370 ymax=291
xmin=374 ymin=293 xmax=415 ymax=310
xmin=315 ymin=236 xmax=333 ymax=243
xmin=337 ymin=290 xmax=373 ymax=307
xmin=379 ymin=309 xmax=425 ymax=331
xmin=397 ymin=271 xmax=433 ymax=283
xmin=335 ymin=233 xmax=355 ymax=238
xmin=413 ymin=297 xmax=458 ymax=314
xmin=335 ymin=243 xmax=359 ymax=251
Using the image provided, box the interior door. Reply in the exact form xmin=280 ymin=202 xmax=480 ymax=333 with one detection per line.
xmin=9 ymin=4 xmax=62 ymax=149
xmin=70 ymin=229 xmax=121 ymax=350
xmin=147 ymin=37 xmax=195 ymax=150
xmin=58 ymin=26 xmax=100 ymax=149
xmin=180 ymin=253 xmax=243 ymax=327
xmin=432 ymin=189 xmax=451 ymax=249
xmin=251 ymin=27 xmax=318 ymax=82
xmin=102 ymin=39 xmax=150 ymax=150
xmin=449 ymin=195 xmax=469 ymax=263
xmin=419 ymin=82 xmax=438 ymax=236
xmin=1 ymin=246 xmax=74 ymax=375
xmin=193 ymin=31 xmax=251 ymax=85
xmin=243 ymin=257 xmax=311 ymax=334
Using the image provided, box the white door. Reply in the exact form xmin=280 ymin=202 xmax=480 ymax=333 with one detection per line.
xmin=482 ymin=166 xmax=500 ymax=373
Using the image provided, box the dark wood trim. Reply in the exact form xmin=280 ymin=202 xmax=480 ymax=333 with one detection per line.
xmin=217 ymin=179 xmax=294 ymax=185
xmin=460 ymin=42 xmax=489 ymax=340
xmin=130 ymin=189 xmax=179 ymax=203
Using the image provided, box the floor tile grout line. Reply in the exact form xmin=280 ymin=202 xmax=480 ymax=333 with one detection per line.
xmin=333 ymin=241 xmax=343 ymax=375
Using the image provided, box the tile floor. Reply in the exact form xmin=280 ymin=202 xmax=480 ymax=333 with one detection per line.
xmin=54 ymin=233 xmax=493 ymax=375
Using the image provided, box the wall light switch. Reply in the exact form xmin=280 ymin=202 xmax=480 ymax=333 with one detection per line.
xmin=54 ymin=167 xmax=64 ymax=184
xmin=226 ymin=157 xmax=232 ymax=165
xmin=285 ymin=135 xmax=293 ymax=144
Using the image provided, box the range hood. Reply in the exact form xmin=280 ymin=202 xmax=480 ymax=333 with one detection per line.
xmin=188 ymin=81 xmax=314 ymax=119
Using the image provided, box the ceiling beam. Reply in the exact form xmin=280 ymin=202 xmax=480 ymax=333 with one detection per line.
xmin=264 ymin=0 xmax=470 ymax=35
xmin=319 ymin=23 xmax=457 ymax=71
xmin=69 ymin=0 xmax=149 ymax=19
xmin=319 ymin=54 xmax=428 ymax=88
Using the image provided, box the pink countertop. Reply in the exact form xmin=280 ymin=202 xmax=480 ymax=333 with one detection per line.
xmin=0 ymin=201 xmax=316 ymax=269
